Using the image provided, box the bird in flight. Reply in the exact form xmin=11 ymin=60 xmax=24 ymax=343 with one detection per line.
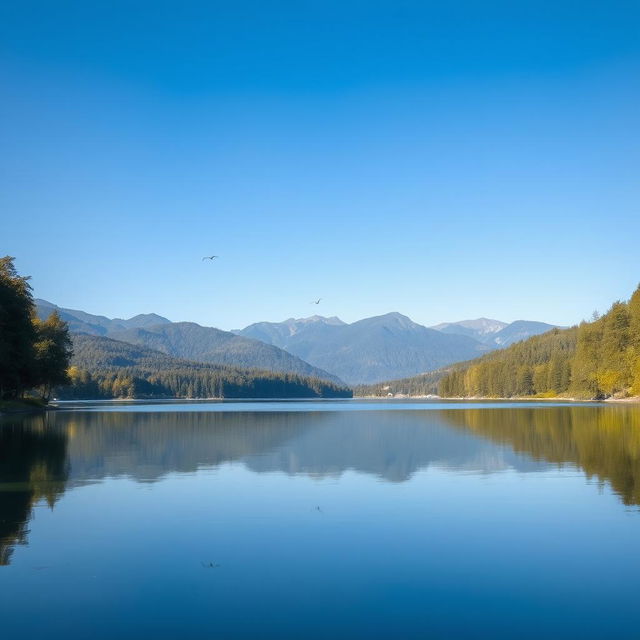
xmin=311 ymin=298 xmax=322 ymax=305
xmin=202 ymin=255 xmax=218 ymax=261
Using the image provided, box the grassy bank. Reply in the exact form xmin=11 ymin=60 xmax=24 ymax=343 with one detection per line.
xmin=0 ymin=397 xmax=49 ymax=415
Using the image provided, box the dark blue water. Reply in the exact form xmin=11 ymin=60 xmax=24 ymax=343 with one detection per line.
xmin=1 ymin=401 xmax=639 ymax=639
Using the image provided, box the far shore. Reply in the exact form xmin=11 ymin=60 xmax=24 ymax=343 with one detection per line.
xmin=3 ymin=395 xmax=639 ymax=416
xmin=355 ymin=394 xmax=640 ymax=403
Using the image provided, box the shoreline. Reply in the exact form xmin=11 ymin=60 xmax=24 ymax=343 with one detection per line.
xmin=354 ymin=395 xmax=640 ymax=403
xmin=0 ymin=398 xmax=52 ymax=416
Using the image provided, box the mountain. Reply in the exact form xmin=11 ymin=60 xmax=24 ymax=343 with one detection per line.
xmin=235 ymin=315 xmax=345 ymax=346
xmin=66 ymin=334 xmax=352 ymax=399
xmin=490 ymin=320 xmax=559 ymax=347
xmin=36 ymin=300 xmax=343 ymax=385
xmin=108 ymin=322 xmax=344 ymax=385
xmin=35 ymin=299 xmax=172 ymax=335
xmin=432 ymin=317 xmax=558 ymax=348
xmin=432 ymin=318 xmax=507 ymax=338
xmin=238 ymin=312 xmax=489 ymax=385
xmin=38 ymin=299 xmax=559 ymax=387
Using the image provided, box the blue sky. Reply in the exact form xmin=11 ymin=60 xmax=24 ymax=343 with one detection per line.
xmin=2 ymin=1 xmax=639 ymax=329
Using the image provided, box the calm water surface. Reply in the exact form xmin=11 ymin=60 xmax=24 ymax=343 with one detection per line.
xmin=1 ymin=400 xmax=639 ymax=639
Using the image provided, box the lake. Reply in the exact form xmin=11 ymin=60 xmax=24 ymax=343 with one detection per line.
xmin=1 ymin=400 xmax=639 ymax=639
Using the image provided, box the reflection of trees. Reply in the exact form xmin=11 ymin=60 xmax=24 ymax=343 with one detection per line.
xmin=440 ymin=406 xmax=640 ymax=506
xmin=50 ymin=409 xmax=537 ymax=484
xmin=0 ymin=414 xmax=68 ymax=565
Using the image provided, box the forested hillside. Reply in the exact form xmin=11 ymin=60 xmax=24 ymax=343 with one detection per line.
xmin=354 ymin=369 xmax=445 ymax=397
xmin=109 ymin=323 xmax=344 ymax=385
xmin=438 ymin=286 xmax=640 ymax=400
xmin=62 ymin=335 xmax=352 ymax=399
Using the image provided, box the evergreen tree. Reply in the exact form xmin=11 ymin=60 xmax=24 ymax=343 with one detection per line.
xmin=0 ymin=257 xmax=37 ymax=398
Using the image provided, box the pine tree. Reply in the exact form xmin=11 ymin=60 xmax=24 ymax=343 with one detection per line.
xmin=0 ymin=257 xmax=37 ymax=398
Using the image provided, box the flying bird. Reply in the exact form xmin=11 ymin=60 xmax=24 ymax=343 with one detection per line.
xmin=311 ymin=298 xmax=322 ymax=305
xmin=202 ymin=255 xmax=218 ymax=261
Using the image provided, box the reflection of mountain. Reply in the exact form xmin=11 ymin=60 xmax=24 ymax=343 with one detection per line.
xmin=0 ymin=415 xmax=68 ymax=565
xmin=440 ymin=406 xmax=640 ymax=506
xmin=43 ymin=408 xmax=541 ymax=485
xmin=59 ymin=411 xmax=324 ymax=481
xmin=242 ymin=411 xmax=541 ymax=481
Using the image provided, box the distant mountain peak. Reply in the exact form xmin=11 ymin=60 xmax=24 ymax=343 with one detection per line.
xmin=431 ymin=318 xmax=507 ymax=334
xmin=432 ymin=317 xmax=557 ymax=348
xmin=359 ymin=312 xmax=415 ymax=324
xmin=288 ymin=315 xmax=346 ymax=326
xmin=238 ymin=310 xmax=485 ymax=384
xmin=114 ymin=312 xmax=172 ymax=328
xmin=35 ymin=299 xmax=171 ymax=332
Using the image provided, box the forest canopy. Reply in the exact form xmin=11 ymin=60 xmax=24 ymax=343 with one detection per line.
xmin=437 ymin=285 xmax=640 ymax=400
xmin=63 ymin=334 xmax=352 ymax=399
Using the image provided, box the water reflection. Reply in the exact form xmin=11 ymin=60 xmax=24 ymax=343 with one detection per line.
xmin=441 ymin=406 xmax=640 ymax=506
xmin=1 ymin=403 xmax=640 ymax=564
xmin=0 ymin=414 xmax=68 ymax=565
xmin=46 ymin=409 xmax=543 ymax=483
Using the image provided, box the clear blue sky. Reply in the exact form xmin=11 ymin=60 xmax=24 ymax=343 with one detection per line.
xmin=2 ymin=1 xmax=639 ymax=330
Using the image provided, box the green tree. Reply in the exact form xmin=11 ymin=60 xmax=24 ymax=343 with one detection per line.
xmin=628 ymin=285 xmax=640 ymax=348
xmin=33 ymin=311 xmax=73 ymax=401
xmin=0 ymin=257 xmax=37 ymax=398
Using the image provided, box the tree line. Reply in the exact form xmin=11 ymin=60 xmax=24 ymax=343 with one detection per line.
xmin=0 ymin=257 xmax=72 ymax=402
xmin=354 ymin=369 xmax=443 ymax=397
xmin=62 ymin=365 xmax=352 ymax=399
xmin=438 ymin=285 xmax=640 ymax=399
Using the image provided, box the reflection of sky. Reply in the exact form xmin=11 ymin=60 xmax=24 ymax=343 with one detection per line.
xmin=4 ymin=460 xmax=639 ymax=640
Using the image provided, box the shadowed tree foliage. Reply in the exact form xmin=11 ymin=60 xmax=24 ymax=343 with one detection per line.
xmin=0 ymin=256 xmax=37 ymax=398
xmin=0 ymin=257 xmax=73 ymax=402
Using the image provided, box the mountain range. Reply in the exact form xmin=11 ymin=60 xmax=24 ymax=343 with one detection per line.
xmin=430 ymin=317 xmax=560 ymax=348
xmin=36 ymin=299 xmax=172 ymax=335
xmin=36 ymin=299 xmax=559 ymax=385
xmin=36 ymin=300 xmax=342 ymax=385
xmin=237 ymin=313 xmax=490 ymax=384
